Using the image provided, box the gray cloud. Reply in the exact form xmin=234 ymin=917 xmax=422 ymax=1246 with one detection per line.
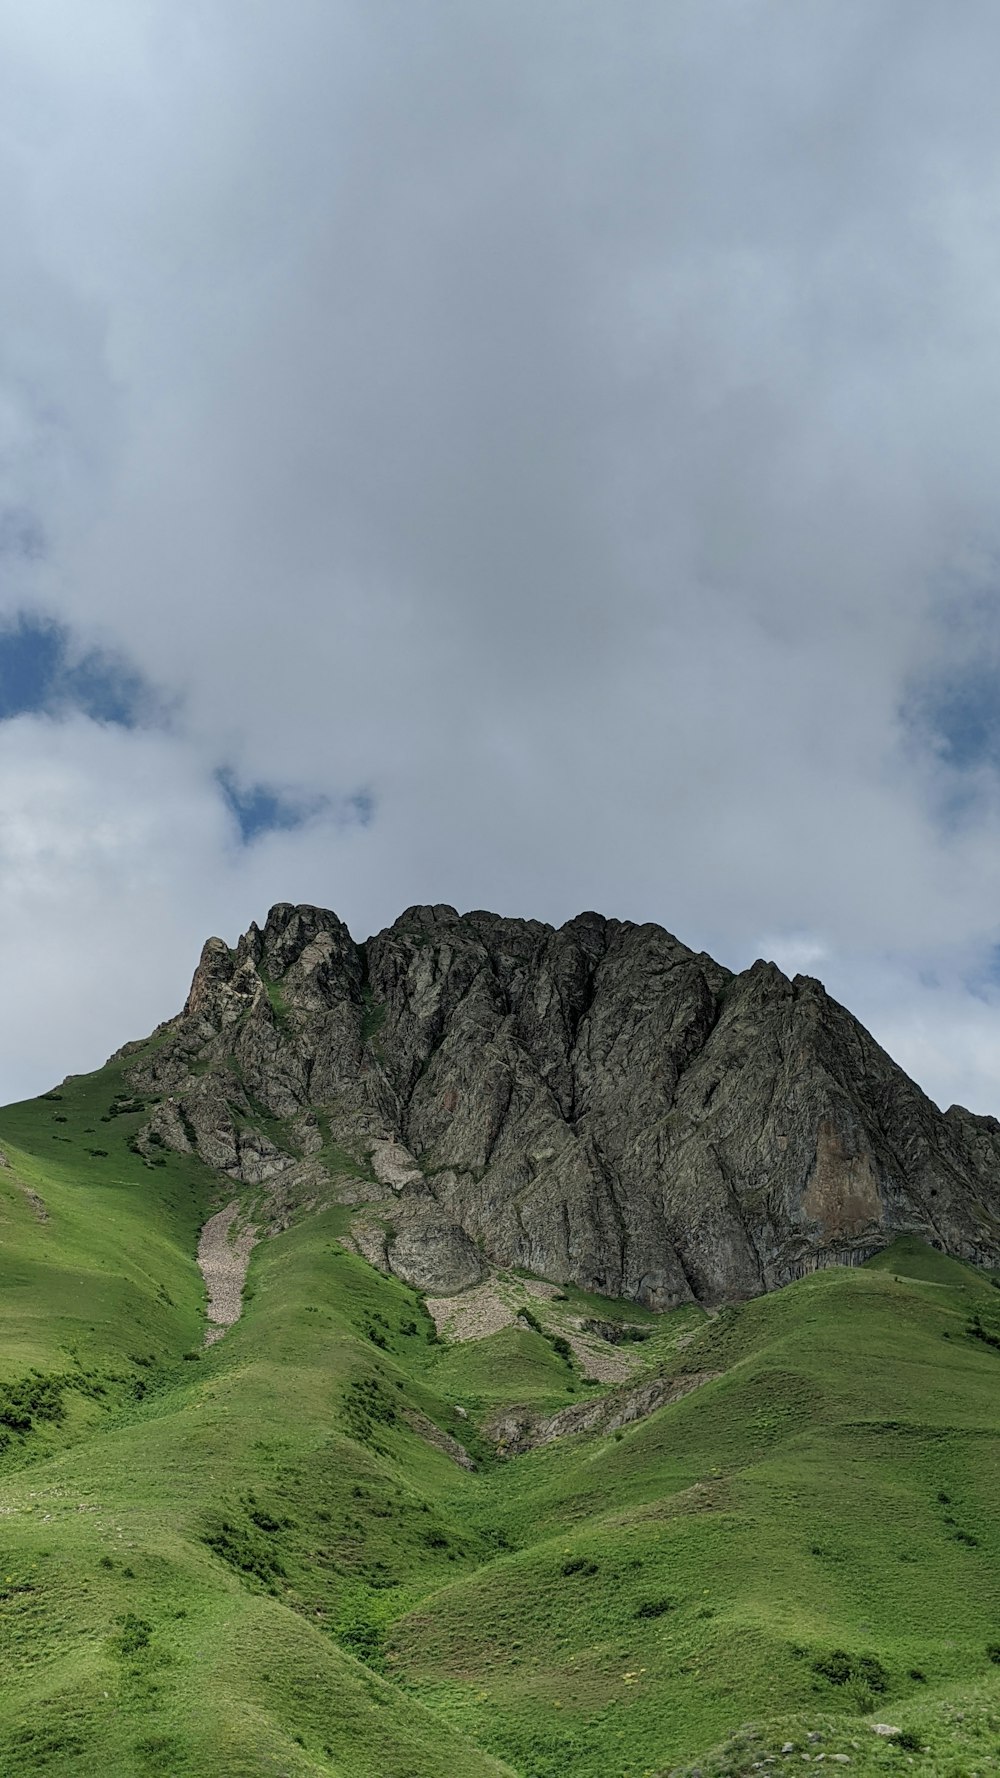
xmin=3 ymin=3 xmax=1000 ymax=1107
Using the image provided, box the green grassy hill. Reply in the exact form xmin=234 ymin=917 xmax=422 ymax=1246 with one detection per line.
xmin=0 ymin=1064 xmax=999 ymax=1775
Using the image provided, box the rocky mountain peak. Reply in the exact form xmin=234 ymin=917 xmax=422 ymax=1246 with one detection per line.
xmin=125 ymin=900 xmax=1000 ymax=1306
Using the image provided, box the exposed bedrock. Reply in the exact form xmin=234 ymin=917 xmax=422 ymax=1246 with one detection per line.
xmin=123 ymin=901 xmax=1000 ymax=1306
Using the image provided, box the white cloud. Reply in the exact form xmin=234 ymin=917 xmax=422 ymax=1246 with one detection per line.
xmin=4 ymin=4 xmax=1000 ymax=1111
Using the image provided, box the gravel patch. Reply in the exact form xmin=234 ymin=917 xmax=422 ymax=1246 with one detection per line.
xmin=426 ymin=1278 xmax=642 ymax=1379
xmin=427 ymin=1279 xmax=515 ymax=1340
xmin=564 ymin=1330 xmax=637 ymax=1383
xmin=198 ymin=1200 xmax=257 ymax=1345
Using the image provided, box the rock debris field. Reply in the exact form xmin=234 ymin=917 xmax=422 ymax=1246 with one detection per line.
xmin=197 ymin=1200 xmax=257 ymax=1344
xmin=426 ymin=1274 xmax=641 ymax=1382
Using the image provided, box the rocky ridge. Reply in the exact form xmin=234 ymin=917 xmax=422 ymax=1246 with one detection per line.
xmin=120 ymin=901 xmax=1000 ymax=1307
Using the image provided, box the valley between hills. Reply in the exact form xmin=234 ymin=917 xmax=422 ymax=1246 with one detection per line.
xmin=0 ymin=904 xmax=999 ymax=1775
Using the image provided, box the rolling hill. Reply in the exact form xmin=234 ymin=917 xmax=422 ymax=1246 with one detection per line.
xmin=0 ymin=907 xmax=999 ymax=1774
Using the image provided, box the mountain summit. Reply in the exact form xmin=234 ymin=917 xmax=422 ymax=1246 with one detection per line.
xmin=121 ymin=901 xmax=1000 ymax=1306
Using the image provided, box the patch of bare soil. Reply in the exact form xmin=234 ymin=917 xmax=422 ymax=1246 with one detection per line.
xmin=198 ymin=1201 xmax=257 ymax=1345
xmin=426 ymin=1278 xmax=646 ymax=1380
xmin=488 ymin=1369 xmax=721 ymax=1456
xmin=427 ymin=1279 xmax=515 ymax=1340
xmin=563 ymin=1329 xmax=638 ymax=1383
xmin=402 ymin=1407 xmax=477 ymax=1470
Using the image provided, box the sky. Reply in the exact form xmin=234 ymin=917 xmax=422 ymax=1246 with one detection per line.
xmin=5 ymin=3 xmax=1000 ymax=1110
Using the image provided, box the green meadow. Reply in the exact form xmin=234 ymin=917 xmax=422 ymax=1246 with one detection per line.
xmin=0 ymin=1065 xmax=999 ymax=1775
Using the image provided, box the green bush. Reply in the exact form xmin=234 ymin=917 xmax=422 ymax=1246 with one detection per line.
xmin=202 ymin=1516 xmax=286 ymax=1587
xmin=893 ymin=1729 xmax=923 ymax=1752
xmin=338 ymin=1615 xmax=386 ymax=1665
xmin=113 ymin=1613 xmax=152 ymax=1657
xmin=966 ymin=1312 xmax=1000 ymax=1351
xmin=812 ymin=1649 xmax=888 ymax=1693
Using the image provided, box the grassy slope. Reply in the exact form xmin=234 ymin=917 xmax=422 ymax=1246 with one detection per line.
xmin=0 ymin=1074 xmax=998 ymax=1775
xmin=0 ymin=1068 xmax=517 ymax=1777
xmin=389 ymin=1239 xmax=1000 ymax=1775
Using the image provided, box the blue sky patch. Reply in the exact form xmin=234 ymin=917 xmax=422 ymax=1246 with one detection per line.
xmin=217 ymin=770 xmax=320 ymax=844
xmin=915 ymin=663 xmax=1000 ymax=773
xmin=216 ymin=769 xmax=375 ymax=846
xmin=905 ymin=577 xmax=1000 ymax=780
xmin=0 ymin=612 xmax=152 ymax=728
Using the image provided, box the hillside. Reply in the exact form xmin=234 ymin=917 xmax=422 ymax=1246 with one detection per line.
xmin=0 ymin=1035 xmax=999 ymax=1772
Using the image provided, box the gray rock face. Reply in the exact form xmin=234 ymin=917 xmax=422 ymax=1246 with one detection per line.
xmin=123 ymin=901 xmax=1000 ymax=1306
xmin=489 ymin=1370 xmax=718 ymax=1457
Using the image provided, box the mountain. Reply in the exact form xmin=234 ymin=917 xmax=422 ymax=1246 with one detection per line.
xmin=122 ymin=900 xmax=1000 ymax=1305
xmin=1 ymin=905 xmax=1000 ymax=1775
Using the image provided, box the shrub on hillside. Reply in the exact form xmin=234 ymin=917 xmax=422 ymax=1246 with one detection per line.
xmin=202 ymin=1515 xmax=286 ymax=1588
xmin=336 ymin=1616 xmax=384 ymax=1666
xmin=560 ymin=1557 xmax=598 ymax=1577
xmin=966 ymin=1312 xmax=1000 ymax=1351
xmin=112 ymin=1613 xmax=152 ymax=1658
xmin=893 ymin=1729 xmax=923 ymax=1752
xmin=812 ymin=1649 xmax=888 ymax=1694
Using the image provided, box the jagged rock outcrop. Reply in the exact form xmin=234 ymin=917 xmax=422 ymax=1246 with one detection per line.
xmin=121 ymin=901 xmax=1000 ymax=1306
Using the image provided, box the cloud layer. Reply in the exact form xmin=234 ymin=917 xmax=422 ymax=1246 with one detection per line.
xmin=4 ymin=3 xmax=1000 ymax=1109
